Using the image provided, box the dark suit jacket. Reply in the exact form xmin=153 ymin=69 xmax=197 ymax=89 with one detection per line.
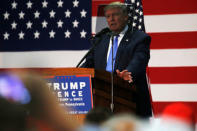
xmin=82 ymin=27 xmax=152 ymax=117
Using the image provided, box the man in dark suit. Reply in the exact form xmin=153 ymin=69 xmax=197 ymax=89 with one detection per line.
xmin=82 ymin=2 xmax=152 ymax=118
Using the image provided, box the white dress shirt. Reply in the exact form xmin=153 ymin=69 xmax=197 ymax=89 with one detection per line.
xmin=106 ymin=25 xmax=128 ymax=62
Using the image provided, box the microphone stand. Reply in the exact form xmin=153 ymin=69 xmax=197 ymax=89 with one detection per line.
xmin=76 ymin=41 xmax=93 ymax=68
xmin=110 ymin=34 xmax=115 ymax=112
xmin=76 ymin=36 xmax=99 ymax=68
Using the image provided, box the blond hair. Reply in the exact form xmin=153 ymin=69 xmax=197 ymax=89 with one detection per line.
xmin=104 ymin=2 xmax=128 ymax=16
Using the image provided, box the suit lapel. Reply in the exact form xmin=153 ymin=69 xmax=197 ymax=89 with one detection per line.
xmin=115 ymin=30 xmax=133 ymax=69
xmin=100 ymin=34 xmax=111 ymax=69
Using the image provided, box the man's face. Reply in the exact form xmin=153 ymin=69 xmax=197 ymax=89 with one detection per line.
xmin=105 ymin=7 xmax=128 ymax=33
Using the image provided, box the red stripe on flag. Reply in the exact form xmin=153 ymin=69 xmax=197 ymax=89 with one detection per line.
xmin=148 ymin=67 xmax=197 ymax=84
xmin=149 ymin=32 xmax=197 ymax=49
xmin=143 ymin=0 xmax=197 ymax=15
xmin=152 ymin=102 xmax=197 ymax=122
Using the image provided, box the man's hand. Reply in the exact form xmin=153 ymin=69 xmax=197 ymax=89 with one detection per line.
xmin=116 ymin=69 xmax=133 ymax=83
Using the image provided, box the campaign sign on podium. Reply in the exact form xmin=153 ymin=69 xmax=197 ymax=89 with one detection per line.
xmin=46 ymin=75 xmax=93 ymax=114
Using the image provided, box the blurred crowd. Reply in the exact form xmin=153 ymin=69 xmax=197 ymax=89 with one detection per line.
xmin=0 ymin=71 xmax=196 ymax=131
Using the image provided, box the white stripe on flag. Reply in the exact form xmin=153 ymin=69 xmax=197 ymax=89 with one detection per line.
xmin=145 ymin=14 xmax=197 ymax=33
xmin=1 ymin=49 xmax=197 ymax=68
xmin=150 ymin=84 xmax=197 ymax=101
xmin=149 ymin=49 xmax=197 ymax=67
xmin=92 ymin=17 xmax=108 ymax=33
xmin=92 ymin=14 xmax=197 ymax=33
xmin=0 ymin=51 xmax=88 ymax=68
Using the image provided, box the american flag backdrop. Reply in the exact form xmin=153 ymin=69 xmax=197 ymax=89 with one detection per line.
xmin=1 ymin=0 xmax=197 ymax=123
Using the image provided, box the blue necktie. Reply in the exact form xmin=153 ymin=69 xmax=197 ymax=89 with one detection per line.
xmin=106 ymin=35 xmax=119 ymax=72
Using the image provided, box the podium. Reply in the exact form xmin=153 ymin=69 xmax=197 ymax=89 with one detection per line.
xmin=0 ymin=67 xmax=136 ymax=115
xmin=0 ymin=68 xmax=136 ymax=112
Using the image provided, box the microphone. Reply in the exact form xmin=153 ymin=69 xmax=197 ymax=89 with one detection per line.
xmin=110 ymin=32 xmax=119 ymax=38
xmin=94 ymin=27 xmax=111 ymax=38
xmin=76 ymin=28 xmax=111 ymax=68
